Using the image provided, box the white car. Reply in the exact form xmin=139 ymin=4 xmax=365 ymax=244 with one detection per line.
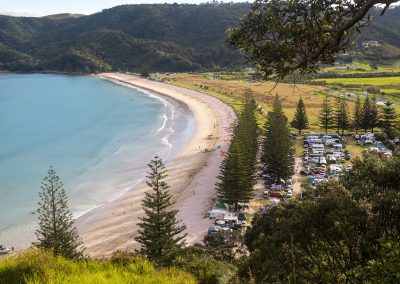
xmin=346 ymin=165 xmax=352 ymax=171
xmin=286 ymin=190 xmax=293 ymax=198
xmin=0 ymin=245 xmax=10 ymax=254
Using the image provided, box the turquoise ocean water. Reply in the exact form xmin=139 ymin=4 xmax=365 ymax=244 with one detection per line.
xmin=0 ymin=74 xmax=194 ymax=248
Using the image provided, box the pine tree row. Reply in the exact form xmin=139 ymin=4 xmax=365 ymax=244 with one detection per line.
xmin=319 ymin=94 xmax=399 ymax=138
xmin=216 ymin=98 xmax=259 ymax=210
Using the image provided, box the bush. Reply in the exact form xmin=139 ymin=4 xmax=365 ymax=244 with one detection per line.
xmin=173 ymin=246 xmax=239 ymax=284
xmin=374 ymin=132 xmax=388 ymax=142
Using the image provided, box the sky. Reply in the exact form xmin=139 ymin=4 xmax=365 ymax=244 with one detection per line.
xmin=0 ymin=0 xmax=245 ymax=17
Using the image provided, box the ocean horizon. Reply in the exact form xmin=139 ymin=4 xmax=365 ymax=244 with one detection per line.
xmin=0 ymin=74 xmax=194 ymax=248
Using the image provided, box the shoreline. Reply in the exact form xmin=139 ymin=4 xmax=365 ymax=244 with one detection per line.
xmin=76 ymin=73 xmax=236 ymax=257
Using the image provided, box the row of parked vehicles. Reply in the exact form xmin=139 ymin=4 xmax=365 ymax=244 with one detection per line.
xmin=262 ymin=179 xmax=293 ymax=199
xmin=206 ymin=203 xmax=250 ymax=235
xmin=302 ymin=133 xmax=352 ymax=184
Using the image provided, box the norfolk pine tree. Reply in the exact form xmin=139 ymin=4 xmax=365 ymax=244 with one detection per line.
xmin=34 ymin=167 xmax=84 ymax=259
xmin=216 ymin=99 xmax=258 ymax=210
xmin=335 ymin=97 xmax=350 ymax=134
xmin=135 ymin=156 xmax=186 ymax=266
xmin=353 ymin=95 xmax=362 ymax=134
xmin=216 ymin=140 xmax=248 ymax=210
xmin=370 ymin=95 xmax=380 ymax=133
xmin=381 ymin=101 xmax=398 ymax=139
xmin=263 ymin=95 xmax=294 ymax=182
xmin=361 ymin=96 xmax=372 ymax=133
xmin=319 ymin=95 xmax=334 ymax=133
xmin=291 ymin=97 xmax=309 ymax=134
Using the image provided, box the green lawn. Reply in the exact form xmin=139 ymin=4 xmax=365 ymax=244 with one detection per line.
xmin=316 ymin=76 xmax=400 ymax=87
xmin=320 ymin=60 xmax=400 ymax=75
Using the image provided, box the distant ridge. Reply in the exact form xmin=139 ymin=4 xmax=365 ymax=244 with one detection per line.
xmin=42 ymin=13 xmax=85 ymax=20
xmin=0 ymin=4 xmax=399 ymax=73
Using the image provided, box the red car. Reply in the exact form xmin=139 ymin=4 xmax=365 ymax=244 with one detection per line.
xmin=269 ymin=191 xmax=282 ymax=198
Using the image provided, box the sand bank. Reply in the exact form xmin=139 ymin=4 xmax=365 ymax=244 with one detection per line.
xmin=76 ymin=73 xmax=236 ymax=257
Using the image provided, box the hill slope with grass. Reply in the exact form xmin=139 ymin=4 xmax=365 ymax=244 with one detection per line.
xmin=0 ymin=250 xmax=195 ymax=284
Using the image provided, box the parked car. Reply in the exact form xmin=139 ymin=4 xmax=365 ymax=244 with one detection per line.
xmin=0 ymin=245 xmax=10 ymax=254
xmin=346 ymin=165 xmax=353 ymax=171
xmin=207 ymin=226 xmax=223 ymax=235
xmin=269 ymin=191 xmax=282 ymax=198
xmin=237 ymin=213 xmax=247 ymax=222
xmin=300 ymin=170 xmax=311 ymax=176
xmin=263 ymin=190 xmax=269 ymax=198
xmin=207 ymin=209 xmax=229 ymax=219
xmin=286 ymin=190 xmax=293 ymax=198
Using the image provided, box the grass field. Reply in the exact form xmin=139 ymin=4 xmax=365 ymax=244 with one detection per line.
xmin=315 ymin=76 xmax=400 ymax=107
xmin=320 ymin=60 xmax=400 ymax=75
xmin=317 ymin=76 xmax=400 ymax=87
xmin=157 ymin=72 xmax=326 ymax=131
xmin=156 ymin=71 xmax=399 ymax=132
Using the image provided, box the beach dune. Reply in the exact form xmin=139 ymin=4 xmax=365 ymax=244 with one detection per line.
xmin=76 ymin=73 xmax=236 ymax=257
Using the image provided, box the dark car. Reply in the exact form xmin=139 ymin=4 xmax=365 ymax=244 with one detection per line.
xmin=237 ymin=213 xmax=247 ymax=222
xmin=300 ymin=170 xmax=311 ymax=176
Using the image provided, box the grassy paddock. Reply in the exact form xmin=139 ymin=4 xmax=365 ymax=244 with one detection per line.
xmin=157 ymin=73 xmax=325 ymax=131
xmin=317 ymin=76 xmax=400 ymax=87
xmin=319 ymin=60 xmax=400 ymax=75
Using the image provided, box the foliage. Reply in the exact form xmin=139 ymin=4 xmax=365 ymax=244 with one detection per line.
xmin=291 ymin=97 xmax=309 ymax=134
xmin=263 ymin=95 xmax=294 ymax=182
xmin=174 ymin=245 xmax=239 ymax=284
xmin=353 ymin=95 xmax=363 ymax=134
xmin=361 ymin=95 xmax=372 ymax=132
xmin=227 ymin=0 xmax=398 ymax=79
xmin=140 ymin=65 xmax=150 ymax=78
xmin=203 ymin=230 xmax=245 ymax=263
xmin=334 ymin=97 xmax=350 ymax=134
xmin=351 ymin=240 xmax=400 ymax=283
xmin=135 ymin=156 xmax=187 ymax=266
xmin=341 ymin=154 xmax=400 ymax=238
xmin=0 ymin=249 xmax=196 ymax=283
xmin=380 ymin=101 xmax=398 ymax=138
xmin=370 ymin=95 xmax=380 ymax=132
xmin=319 ymin=95 xmax=334 ymax=133
xmin=33 ymin=167 xmax=85 ymax=260
xmin=216 ymin=98 xmax=258 ymax=210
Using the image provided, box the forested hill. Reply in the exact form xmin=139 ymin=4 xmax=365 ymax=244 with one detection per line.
xmin=0 ymin=4 xmax=250 ymax=73
xmin=0 ymin=4 xmax=400 ymax=73
xmin=350 ymin=6 xmax=400 ymax=63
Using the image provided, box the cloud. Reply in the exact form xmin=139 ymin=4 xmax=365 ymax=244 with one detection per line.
xmin=0 ymin=10 xmax=45 ymax=17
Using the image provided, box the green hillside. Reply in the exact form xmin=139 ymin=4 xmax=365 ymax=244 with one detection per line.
xmin=0 ymin=4 xmax=399 ymax=73
xmin=0 ymin=4 xmax=250 ymax=73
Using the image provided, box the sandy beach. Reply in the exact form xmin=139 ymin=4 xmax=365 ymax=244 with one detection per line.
xmin=76 ymin=73 xmax=236 ymax=257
